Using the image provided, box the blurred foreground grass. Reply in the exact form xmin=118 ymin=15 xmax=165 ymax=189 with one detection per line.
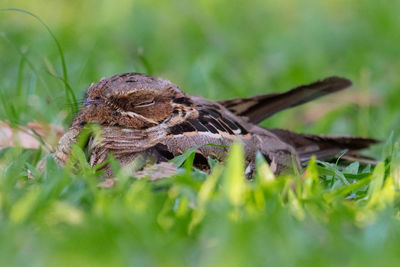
xmin=1 ymin=0 xmax=400 ymax=266
xmin=1 ymin=141 xmax=400 ymax=266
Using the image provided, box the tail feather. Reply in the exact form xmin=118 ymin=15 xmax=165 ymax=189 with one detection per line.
xmin=219 ymin=76 xmax=352 ymax=124
xmin=340 ymin=152 xmax=378 ymax=166
xmin=270 ymin=129 xmax=379 ymax=164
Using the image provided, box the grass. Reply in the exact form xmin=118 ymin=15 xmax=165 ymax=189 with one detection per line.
xmin=1 ymin=142 xmax=400 ymax=266
xmin=1 ymin=0 xmax=400 ymax=266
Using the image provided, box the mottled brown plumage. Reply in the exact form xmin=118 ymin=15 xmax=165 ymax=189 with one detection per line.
xmin=55 ymin=73 xmax=378 ymax=177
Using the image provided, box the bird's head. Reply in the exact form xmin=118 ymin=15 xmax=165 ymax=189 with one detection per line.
xmin=72 ymin=73 xmax=197 ymax=129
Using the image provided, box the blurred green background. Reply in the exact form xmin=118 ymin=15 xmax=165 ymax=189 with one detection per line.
xmin=2 ymin=1 xmax=400 ymax=266
xmin=1 ymin=0 xmax=400 ymax=146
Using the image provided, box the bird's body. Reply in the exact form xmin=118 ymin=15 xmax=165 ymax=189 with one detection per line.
xmin=55 ymin=73 xmax=377 ymax=177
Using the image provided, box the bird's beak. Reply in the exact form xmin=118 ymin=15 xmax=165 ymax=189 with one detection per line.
xmin=83 ymin=97 xmax=103 ymax=107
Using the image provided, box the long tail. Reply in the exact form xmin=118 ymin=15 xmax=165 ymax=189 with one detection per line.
xmin=270 ymin=129 xmax=379 ymax=164
xmin=219 ymin=76 xmax=352 ymax=124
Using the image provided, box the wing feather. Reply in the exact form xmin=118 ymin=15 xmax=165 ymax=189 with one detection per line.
xmin=219 ymin=76 xmax=352 ymax=124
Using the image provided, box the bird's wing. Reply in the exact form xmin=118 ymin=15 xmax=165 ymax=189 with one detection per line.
xmin=218 ymin=76 xmax=352 ymax=124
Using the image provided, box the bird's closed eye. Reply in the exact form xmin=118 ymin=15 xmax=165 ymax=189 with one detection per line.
xmin=135 ymin=99 xmax=155 ymax=107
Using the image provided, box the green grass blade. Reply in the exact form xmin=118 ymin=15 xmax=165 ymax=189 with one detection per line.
xmin=1 ymin=8 xmax=78 ymax=114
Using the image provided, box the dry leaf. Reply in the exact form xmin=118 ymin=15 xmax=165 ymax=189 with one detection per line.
xmin=134 ymin=162 xmax=178 ymax=180
xmin=27 ymin=169 xmax=34 ymax=180
xmin=97 ymin=178 xmax=116 ymax=188
xmin=0 ymin=121 xmax=64 ymax=150
xmin=0 ymin=121 xmax=40 ymax=149
xmin=302 ymin=91 xmax=380 ymax=123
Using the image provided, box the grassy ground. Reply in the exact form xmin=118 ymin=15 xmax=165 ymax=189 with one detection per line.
xmin=1 ymin=0 xmax=400 ymax=266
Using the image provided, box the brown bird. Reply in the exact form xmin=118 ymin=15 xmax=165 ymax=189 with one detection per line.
xmin=55 ymin=73 xmax=378 ymax=177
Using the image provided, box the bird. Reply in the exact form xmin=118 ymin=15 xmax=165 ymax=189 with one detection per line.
xmin=54 ymin=72 xmax=378 ymax=177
